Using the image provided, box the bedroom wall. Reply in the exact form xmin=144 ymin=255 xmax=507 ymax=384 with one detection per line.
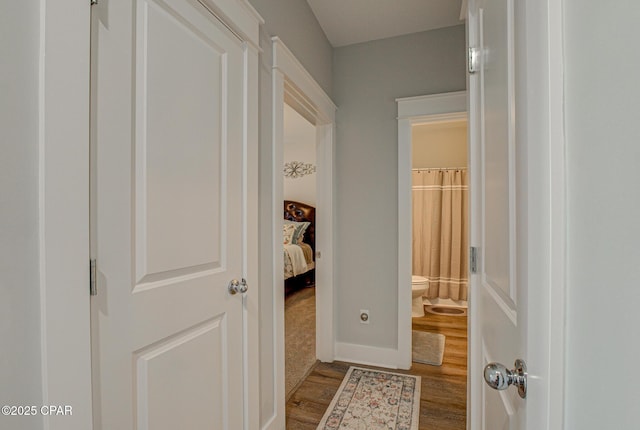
xmin=412 ymin=121 xmax=467 ymax=168
xmin=0 ymin=2 xmax=43 ymax=429
xmin=332 ymin=26 xmax=466 ymax=351
xmin=248 ymin=0 xmax=333 ymax=96
xmin=284 ymin=104 xmax=317 ymax=206
xmin=564 ymin=0 xmax=640 ymax=427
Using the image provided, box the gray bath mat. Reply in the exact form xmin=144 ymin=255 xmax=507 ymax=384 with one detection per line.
xmin=412 ymin=330 xmax=445 ymax=366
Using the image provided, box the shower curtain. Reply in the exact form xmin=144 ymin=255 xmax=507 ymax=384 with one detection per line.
xmin=412 ymin=169 xmax=468 ymax=301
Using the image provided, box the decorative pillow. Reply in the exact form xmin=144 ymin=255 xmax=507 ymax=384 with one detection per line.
xmin=284 ymin=220 xmax=310 ymax=244
xmin=283 ymin=223 xmax=297 ymax=245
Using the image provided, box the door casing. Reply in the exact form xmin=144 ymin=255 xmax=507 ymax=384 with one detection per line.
xmin=396 ymin=92 xmax=468 ymax=370
xmin=37 ymin=2 xmax=92 ymax=429
xmin=266 ymin=37 xmax=337 ymax=430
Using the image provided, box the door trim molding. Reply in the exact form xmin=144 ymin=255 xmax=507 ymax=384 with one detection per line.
xmin=40 ymin=2 xmax=92 ymax=429
xmin=396 ymin=91 xmax=467 ymax=369
xmin=520 ymin=1 xmax=567 ymax=428
xmin=270 ymin=36 xmax=337 ymax=428
xmin=546 ymin=1 xmax=567 ymax=426
xmin=244 ymin=41 xmax=261 ymax=430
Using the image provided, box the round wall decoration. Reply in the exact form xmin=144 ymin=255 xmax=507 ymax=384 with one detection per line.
xmin=283 ymin=161 xmax=316 ymax=178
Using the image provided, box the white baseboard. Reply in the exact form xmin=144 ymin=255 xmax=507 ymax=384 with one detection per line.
xmin=334 ymin=342 xmax=402 ymax=369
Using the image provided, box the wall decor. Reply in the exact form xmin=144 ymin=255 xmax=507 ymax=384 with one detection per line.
xmin=283 ymin=161 xmax=316 ymax=178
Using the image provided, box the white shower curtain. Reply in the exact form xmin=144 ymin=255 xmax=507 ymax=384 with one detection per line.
xmin=412 ymin=169 xmax=468 ymax=301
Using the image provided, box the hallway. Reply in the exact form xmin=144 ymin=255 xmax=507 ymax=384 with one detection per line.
xmin=285 ymin=312 xmax=467 ymax=429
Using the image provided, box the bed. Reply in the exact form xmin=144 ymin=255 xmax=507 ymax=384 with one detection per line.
xmin=283 ymin=200 xmax=315 ymax=293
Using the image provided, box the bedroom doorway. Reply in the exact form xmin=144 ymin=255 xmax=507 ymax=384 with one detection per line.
xmin=283 ymin=103 xmax=319 ymax=398
xmin=270 ymin=36 xmax=337 ymax=429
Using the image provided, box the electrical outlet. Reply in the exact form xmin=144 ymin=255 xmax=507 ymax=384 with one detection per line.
xmin=359 ymin=309 xmax=370 ymax=324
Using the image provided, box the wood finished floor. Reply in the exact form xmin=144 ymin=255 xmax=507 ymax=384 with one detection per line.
xmin=285 ymin=311 xmax=468 ymax=430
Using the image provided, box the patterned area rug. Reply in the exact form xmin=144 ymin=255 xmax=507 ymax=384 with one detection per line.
xmin=412 ymin=331 xmax=446 ymax=366
xmin=316 ymin=366 xmax=421 ymax=430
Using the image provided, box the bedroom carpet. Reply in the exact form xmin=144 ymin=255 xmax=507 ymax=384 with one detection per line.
xmin=286 ymin=287 xmax=318 ymax=399
xmin=412 ymin=330 xmax=446 ymax=366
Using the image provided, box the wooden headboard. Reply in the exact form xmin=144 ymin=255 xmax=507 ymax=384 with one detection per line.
xmin=284 ymin=200 xmax=315 ymax=252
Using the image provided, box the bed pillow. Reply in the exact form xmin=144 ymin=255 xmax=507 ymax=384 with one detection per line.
xmin=283 ymin=223 xmax=298 ymax=245
xmin=284 ymin=220 xmax=310 ymax=244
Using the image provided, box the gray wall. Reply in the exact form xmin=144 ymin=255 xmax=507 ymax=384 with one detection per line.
xmin=332 ymin=26 xmax=466 ymax=348
xmin=0 ymin=2 xmax=43 ymax=430
xmin=564 ymin=0 xmax=640 ymax=427
xmin=248 ymin=0 xmax=333 ymax=96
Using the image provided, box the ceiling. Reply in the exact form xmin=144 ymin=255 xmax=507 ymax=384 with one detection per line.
xmin=306 ymin=0 xmax=465 ymax=47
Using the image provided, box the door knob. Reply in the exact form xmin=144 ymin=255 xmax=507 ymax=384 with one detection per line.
xmin=228 ymin=278 xmax=248 ymax=295
xmin=483 ymin=359 xmax=527 ymax=399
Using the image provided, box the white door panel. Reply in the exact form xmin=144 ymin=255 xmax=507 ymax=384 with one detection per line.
xmin=136 ymin=317 xmax=228 ymax=429
xmin=480 ymin=0 xmax=516 ymax=305
xmin=470 ymin=0 xmax=525 ymax=428
xmin=91 ymin=0 xmax=248 ymax=428
xmin=135 ymin=0 xmax=240 ymax=285
xmin=483 ymin=384 xmax=516 ymax=430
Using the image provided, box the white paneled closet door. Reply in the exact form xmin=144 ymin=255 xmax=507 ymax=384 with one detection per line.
xmin=90 ymin=0 xmax=257 ymax=428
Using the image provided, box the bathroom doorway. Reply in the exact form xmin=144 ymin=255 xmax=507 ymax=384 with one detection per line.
xmin=396 ymin=91 xmax=468 ymax=367
xmin=411 ymin=120 xmax=469 ymax=317
xmin=409 ymin=119 xmax=469 ymax=377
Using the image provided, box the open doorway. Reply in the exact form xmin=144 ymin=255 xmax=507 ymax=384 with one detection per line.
xmin=396 ymin=91 xmax=468 ymax=367
xmin=411 ymin=120 xmax=469 ymax=317
xmin=396 ymin=91 xmax=469 ymax=426
xmin=408 ymin=118 xmax=469 ymax=405
xmin=282 ymin=103 xmax=318 ymax=398
xmin=268 ymin=37 xmax=337 ymax=429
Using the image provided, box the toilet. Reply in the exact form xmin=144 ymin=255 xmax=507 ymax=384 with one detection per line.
xmin=411 ymin=275 xmax=428 ymax=317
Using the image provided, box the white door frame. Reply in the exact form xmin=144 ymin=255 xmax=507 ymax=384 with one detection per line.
xmin=396 ymin=92 xmax=468 ymax=369
xmin=271 ymin=36 xmax=337 ymax=419
xmin=38 ymin=2 xmax=92 ymax=429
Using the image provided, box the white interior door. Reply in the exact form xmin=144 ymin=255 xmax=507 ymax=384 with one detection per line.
xmin=90 ymin=0 xmax=249 ymax=428
xmin=469 ymin=0 xmax=531 ymax=428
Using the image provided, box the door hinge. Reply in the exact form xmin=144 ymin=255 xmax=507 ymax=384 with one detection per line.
xmin=468 ymin=47 xmax=479 ymax=74
xmin=90 ymin=259 xmax=97 ymax=296
xmin=470 ymin=247 xmax=479 ymax=274
xmin=91 ymin=0 xmax=98 ymax=5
